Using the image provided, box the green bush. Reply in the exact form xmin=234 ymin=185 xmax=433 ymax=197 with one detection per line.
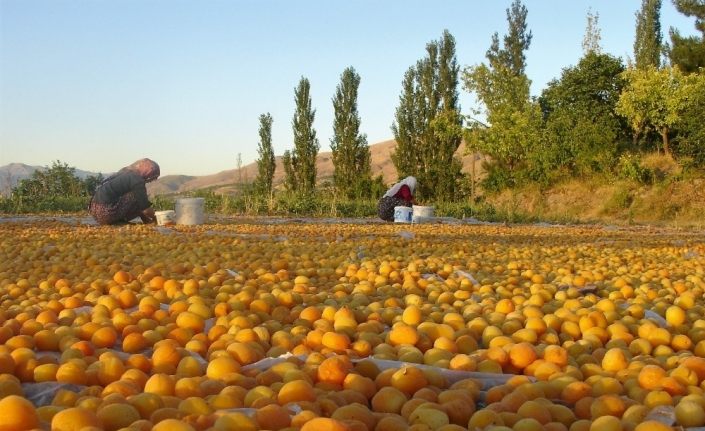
xmin=616 ymin=154 xmax=653 ymax=184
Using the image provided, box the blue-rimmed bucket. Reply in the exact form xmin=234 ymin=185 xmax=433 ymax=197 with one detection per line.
xmin=394 ymin=206 xmax=412 ymax=223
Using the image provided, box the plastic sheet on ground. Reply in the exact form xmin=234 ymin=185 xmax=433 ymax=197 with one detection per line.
xmin=454 ymin=270 xmax=480 ymax=286
xmin=241 ymin=353 xmax=533 ymax=391
xmin=241 ymin=353 xmax=306 ymax=373
xmin=154 ymin=226 xmax=178 ymax=235
xmin=644 ymin=309 xmax=668 ymax=327
xmin=618 ymin=303 xmax=668 ymax=328
xmin=365 ymin=357 xmax=535 ymax=389
xmin=421 ymin=273 xmax=444 ymax=282
xmin=23 ymin=382 xmax=85 ymax=407
xmin=412 ymin=216 xmax=461 ymax=225
xmin=645 ymin=405 xmax=675 ymax=425
xmin=398 ymin=230 xmax=415 ymax=240
xmin=685 ymin=250 xmax=701 ymax=259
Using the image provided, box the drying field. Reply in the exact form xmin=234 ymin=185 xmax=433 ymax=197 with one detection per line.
xmin=1 ymin=219 xmax=705 ymax=431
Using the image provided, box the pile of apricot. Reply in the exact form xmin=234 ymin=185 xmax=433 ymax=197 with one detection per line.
xmin=0 ymin=219 xmax=704 ymax=430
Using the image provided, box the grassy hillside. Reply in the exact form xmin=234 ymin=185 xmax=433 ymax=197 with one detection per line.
xmin=483 ymin=154 xmax=705 ymax=228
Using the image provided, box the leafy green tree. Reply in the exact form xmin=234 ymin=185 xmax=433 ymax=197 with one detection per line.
xmin=331 ymin=67 xmax=372 ymax=199
xmin=671 ymin=72 xmax=705 ymax=163
xmin=669 ymin=0 xmax=705 ymax=73
xmin=616 ymin=66 xmax=692 ymax=155
xmin=83 ymin=173 xmax=104 ymax=196
xmin=391 ymin=30 xmax=464 ymax=201
xmin=634 ymin=0 xmax=663 ymax=70
xmin=539 ymin=52 xmax=630 ymax=178
xmin=13 ymin=161 xmax=86 ymax=199
xmin=255 ymin=113 xmax=276 ymax=195
xmin=291 ymin=77 xmax=319 ymax=195
xmin=462 ymin=0 xmax=541 ymax=189
xmin=11 ymin=161 xmax=100 ymax=212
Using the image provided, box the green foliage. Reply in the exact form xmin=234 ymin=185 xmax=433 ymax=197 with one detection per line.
xmin=539 ymin=52 xmax=630 ymax=179
xmin=634 ymin=0 xmax=663 ymax=70
xmin=616 ymin=153 xmax=654 ymax=183
xmin=282 ymin=150 xmax=295 ymax=192
xmin=463 ymin=0 xmax=541 ymax=190
xmin=669 ymin=0 xmax=705 ymax=72
xmin=617 ymin=66 xmax=694 ymax=155
xmin=602 ymin=186 xmax=635 ymax=214
xmin=391 ymin=30 xmax=464 ymax=202
xmin=255 ymin=113 xmax=276 ymax=196
xmin=331 ymin=67 xmax=372 ymax=199
xmin=491 ymin=0 xmax=533 ymax=76
xmin=3 ymin=161 xmax=99 ymax=213
xmin=291 ymin=77 xmax=319 ymax=195
xmin=672 ymin=71 xmax=705 ymax=164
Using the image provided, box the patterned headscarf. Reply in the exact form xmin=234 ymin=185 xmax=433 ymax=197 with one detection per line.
xmin=125 ymin=158 xmax=160 ymax=183
xmin=383 ymin=176 xmax=417 ymax=198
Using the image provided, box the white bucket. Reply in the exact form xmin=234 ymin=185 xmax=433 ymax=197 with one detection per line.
xmin=412 ymin=205 xmax=435 ymax=223
xmin=154 ymin=210 xmax=175 ymax=226
xmin=393 ymin=206 xmax=412 ymax=223
xmin=175 ymin=198 xmax=205 ymax=225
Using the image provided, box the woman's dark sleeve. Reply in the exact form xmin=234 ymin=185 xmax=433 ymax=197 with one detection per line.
xmin=129 ymin=177 xmax=151 ymax=211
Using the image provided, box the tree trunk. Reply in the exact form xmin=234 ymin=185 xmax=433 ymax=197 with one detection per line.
xmin=661 ymin=127 xmax=671 ymax=156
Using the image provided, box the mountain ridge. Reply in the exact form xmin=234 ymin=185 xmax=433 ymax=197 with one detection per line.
xmin=1 ymin=139 xmax=486 ymax=196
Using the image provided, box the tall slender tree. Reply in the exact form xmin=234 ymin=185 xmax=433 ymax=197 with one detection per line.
xmin=463 ymin=0 xmax=541 ymax=189
xmin=582 ymin=8 xmax=602 ymax=55
xmin=391 ymin=30 xmax=463 ymax=201
xmin=669 ymin=0 xmax=705 ymax=73
xmin=255 ymin=113 xmax=275 ymax=195
xmin=282 ymin=150 xmax=296 ymax=192
xmin=291 ymin=77 xmax=319 ymax=195
xmin=391 ymin=67 xmax=422 ymax=180
xmin=331 ymin=67 xmax=371 ymax=199
xmin=634 ymin=0 xmax=663 ymax=69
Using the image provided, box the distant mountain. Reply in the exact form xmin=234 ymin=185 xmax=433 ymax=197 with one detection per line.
xmin=148 ymin=139 xmax=487 ymax=195
xmin=0 ymin=163 xmax=105 ymax=196
xmin=2 ymin=139 xmax=487 ymax=197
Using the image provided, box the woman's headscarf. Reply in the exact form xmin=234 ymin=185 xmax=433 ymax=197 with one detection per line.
xmin=383 ymin=176 xmax=417 ymax=198
xmin=125 ymin=158 xmax=160 ymax=183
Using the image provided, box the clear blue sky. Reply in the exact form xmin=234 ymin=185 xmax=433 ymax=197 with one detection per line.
xmin=0 ymin=1 xmax=699 ymax=176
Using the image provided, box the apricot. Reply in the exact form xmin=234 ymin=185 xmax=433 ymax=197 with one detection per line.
xmin=51 ymin=407 xmax=102 ymax=431
xmin=0 ymin=395 xmax=39 ymax=430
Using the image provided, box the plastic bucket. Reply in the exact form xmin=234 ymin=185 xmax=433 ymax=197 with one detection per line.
xmin=412 ymin=205 xmax=435 ymax=223
xmin=393 ymin=206 xmax=412 ymax=223
xmin=154 ymin=210 xmax=175 ymax=226
xmin=175 ymin=198 xmax=205 ymax=225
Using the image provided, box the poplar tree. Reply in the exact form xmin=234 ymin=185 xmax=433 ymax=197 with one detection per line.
xmin=634 ymin=0 xmax=663 ymax=69
xmin=331 ymin=67 xmax=371 ymax=199
xmin=669 ymin=0 xmax=705 ymax=73
xmin=282 ymin=150 xmax=296 ymax=192
xmin=391 ymin=68 xmax=422 ymax=180
xmin=582 ymin=8 xmax=602 ymax=55
xmin=391 ymin=30 xmax=463 ymax=201
xmin=255 ymin=113 xmax=275 ymax=195
xmin=291 ymin=77 xmax=319 ymax=195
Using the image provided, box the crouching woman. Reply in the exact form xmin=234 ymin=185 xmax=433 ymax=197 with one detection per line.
xmin=377 ymin=176 xmax=417 ymax=222
xmin=89 ymin=158 xmax=160 ymax=225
